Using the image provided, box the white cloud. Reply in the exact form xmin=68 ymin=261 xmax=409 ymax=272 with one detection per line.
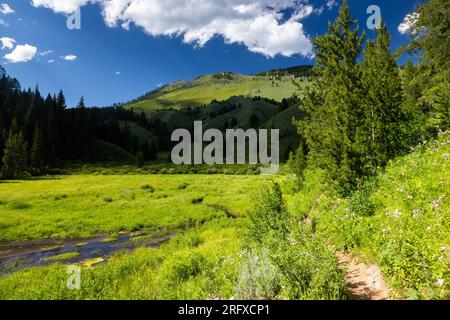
xmin=48 ymin=59 xmax=55 ymax=63
xmin=0 ymin=18 xmax=8 ymax=26
xmin=398 ymin=12 xmax=419 ymax=35
xmin=0 ymin=3 xmax=14 ymax=14
xmin=115 ymin=71 xmax=120 ymax=75
xmin=63 ymin=54 xmax=77 ymax=61
xmin=0 ymin=36 xmax=15 ymax=50
xmin=31 ymin=0 xmax=315 ymax=58
xmin=38 ymin=49 xmax=53 ymax=56
xmin=4 ymin=44 xmax=37 ymax=63
xmin=326 ymin=0 xmax=337 ymax=10
xmin=31 ymin=0 xmax=94 ymax=13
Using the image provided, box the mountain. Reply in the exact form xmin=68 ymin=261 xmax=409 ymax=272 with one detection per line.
xmin=124 ymin=68 xmax=312 ymax=114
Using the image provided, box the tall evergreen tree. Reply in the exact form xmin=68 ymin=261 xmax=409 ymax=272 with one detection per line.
xmin=401 ymin=0 xmax=450 ymax=132
xmin=360 ymin=23 xmax=405 ymax=175
xmin=30 ymin=126 xmax=44 ymax=174
xmin=298 ymin=0 xmax=365 ymax=193
xmin=1 ymin=130 xmax=28 ymax=179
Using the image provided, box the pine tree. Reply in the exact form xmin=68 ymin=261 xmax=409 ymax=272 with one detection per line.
xmin=1 ymin=130 xmax=28 ymax=179
xmin=30 ymin=126 xmax=44 ymax=174
xmin=298 ymin=0 xmax=365 ymax=193
xmin=287 ymin=142 xmax=307 ymax=186
xmin=360 ymin=23 xmax=405 ymax=175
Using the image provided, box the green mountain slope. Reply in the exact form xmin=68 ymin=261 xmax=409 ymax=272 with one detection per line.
xmin=125 ymin=73 xmax=303 ymax=114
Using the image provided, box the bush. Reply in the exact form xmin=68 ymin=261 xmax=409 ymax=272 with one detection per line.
xmin=348 ymin=178 xmax=378 ymax=217
xmin=140 ymin=184 xmax=155 ymax=193
xmin=177 ymin=183 xmax=189 ymax=190
xmin=234 ymin=248 xmax=282 ymax=299
xmin=53 ymin=194 xmax=68 ymax=201
xmin=103 ymin=197 xmax=113 ymax=203
xmin=248 ymin=183 xmax=289 ymax=244
xmin=162 ymin=251 xmax=207 ymax=282
xmin=246 ymin=182 xmax=347 ymax=299
xmin=7 ymin=201 xmax=31 ymax=210
xmin=191 ymin=197 xmax=204 ymax=204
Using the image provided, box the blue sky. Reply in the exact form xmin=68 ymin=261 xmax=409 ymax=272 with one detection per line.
xmin=1 ymin=0 xmax=420 ymax=107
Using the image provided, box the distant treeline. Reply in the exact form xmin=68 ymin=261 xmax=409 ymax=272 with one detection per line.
xmin=254 ymin=65 xmax=315 ymax=78
xmin=0 ymin=69 xmax=160 ymax=178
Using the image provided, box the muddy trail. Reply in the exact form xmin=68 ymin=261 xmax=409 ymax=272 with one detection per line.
xmin=338 ymin=252 xmax=391 ymax=300
xmin=302 ymin=194 xmax=391 ymax=300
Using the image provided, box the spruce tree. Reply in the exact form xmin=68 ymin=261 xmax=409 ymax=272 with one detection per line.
xmin=1 ymin=130 xmax=28 ymax=179
xmin=361 ymin=23 xmax=405 ymax=174
xmin=30 ymin=126 xmax=44 ymax=174
xmin=298 ymin=0 xmax=365 ymax=193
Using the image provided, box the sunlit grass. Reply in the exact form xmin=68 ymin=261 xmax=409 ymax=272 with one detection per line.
xmin=0 ymin=174 xmax=277 ymax=242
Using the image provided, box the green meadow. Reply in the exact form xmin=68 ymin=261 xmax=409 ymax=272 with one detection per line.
xmin=0 ymin=174 xmax=276 ymax=242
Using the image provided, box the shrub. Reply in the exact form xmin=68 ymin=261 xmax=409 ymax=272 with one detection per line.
xmin=246 ymin=182 xmax=347 ymax=300
xmin=191 ymin=197 xmax=204 ymax=204
xmin=53 ymin=194 xmax=68 ymax=201
xmin=103 ymin=197 xmax=113 ymax=203
xmin=348 ymin=178 xmax=378 ymax=217
xmin=7 ymin=201 xmax=31 ymax=210
xmin=248 ymin=182 xmax=289 ymax=244
xmin=177 ymin=183 xmax=189 ymax=190
xmin=162 ymin=251 xmax=207 ymax=282
xmin=234 ymin=248 xmax=282 ymax=299
xmin=140 ymin=184 xmax=155 ymax=193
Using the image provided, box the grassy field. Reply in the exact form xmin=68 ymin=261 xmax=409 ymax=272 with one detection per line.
xmin=126 ymin=75 xmax=300 ymax=114
xmin=1 ymin=134 xmax=448 ymax=300
xmin=0 ymin=174 xmax=276 ymax=242
xmin=0 ymin=172 xmax=347 ymax=300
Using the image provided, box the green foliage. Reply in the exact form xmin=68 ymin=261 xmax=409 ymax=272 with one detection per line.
xmin=43 ymin=252 xmax=80 ymax=262
xmin=400 ymin=0 xmax=450 ymax=135
xmin=298 ymin=0 xmax=366 ymax=193
xmin=246 ymin=182 xmax=347 ymax=300
xmin=316 ymin=132 xmax=450 ymax=299
xmin=287 ymin=143 xmax=307 ymax=189
xmin=360 ymin=23 xmax=408 ymax=175
xmin=1 ymin=131 xmax=28 ymax=179
xmin=30 ymin=126 xmax=44 ymax=174
xmin=7 ymin=200 xmax=31 ymax=210
xmin=348 ymin=178 xmax=378 ymax=217
xmin=248 ymin=183 xmax=289 ymax=244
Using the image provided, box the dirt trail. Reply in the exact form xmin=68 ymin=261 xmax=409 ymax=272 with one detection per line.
xmin=338 ymin=252 xmax=391 ymax=300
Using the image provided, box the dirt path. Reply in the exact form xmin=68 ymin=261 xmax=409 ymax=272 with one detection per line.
xmin=338 ymin=252 xmax=391 ymax=300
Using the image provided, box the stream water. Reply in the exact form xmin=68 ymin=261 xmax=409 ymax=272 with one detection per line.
xmin=0 ymin=232 xmax=174 ymax=276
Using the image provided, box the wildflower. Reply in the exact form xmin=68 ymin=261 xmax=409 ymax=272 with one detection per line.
xmin=407 ymin=195 xmax=413 ymax=200
xmin=432 ymin=195 xmax=446 ymax=208
xmin=440 ymin=246 xmax=447 ymax=252
xmin=427 ymin=226 xmax=432 ymax=231
xmin=393 ymin=209 xmax=402 ymax=218
xmin=437 ymin=279 xmax=444 ymax=286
